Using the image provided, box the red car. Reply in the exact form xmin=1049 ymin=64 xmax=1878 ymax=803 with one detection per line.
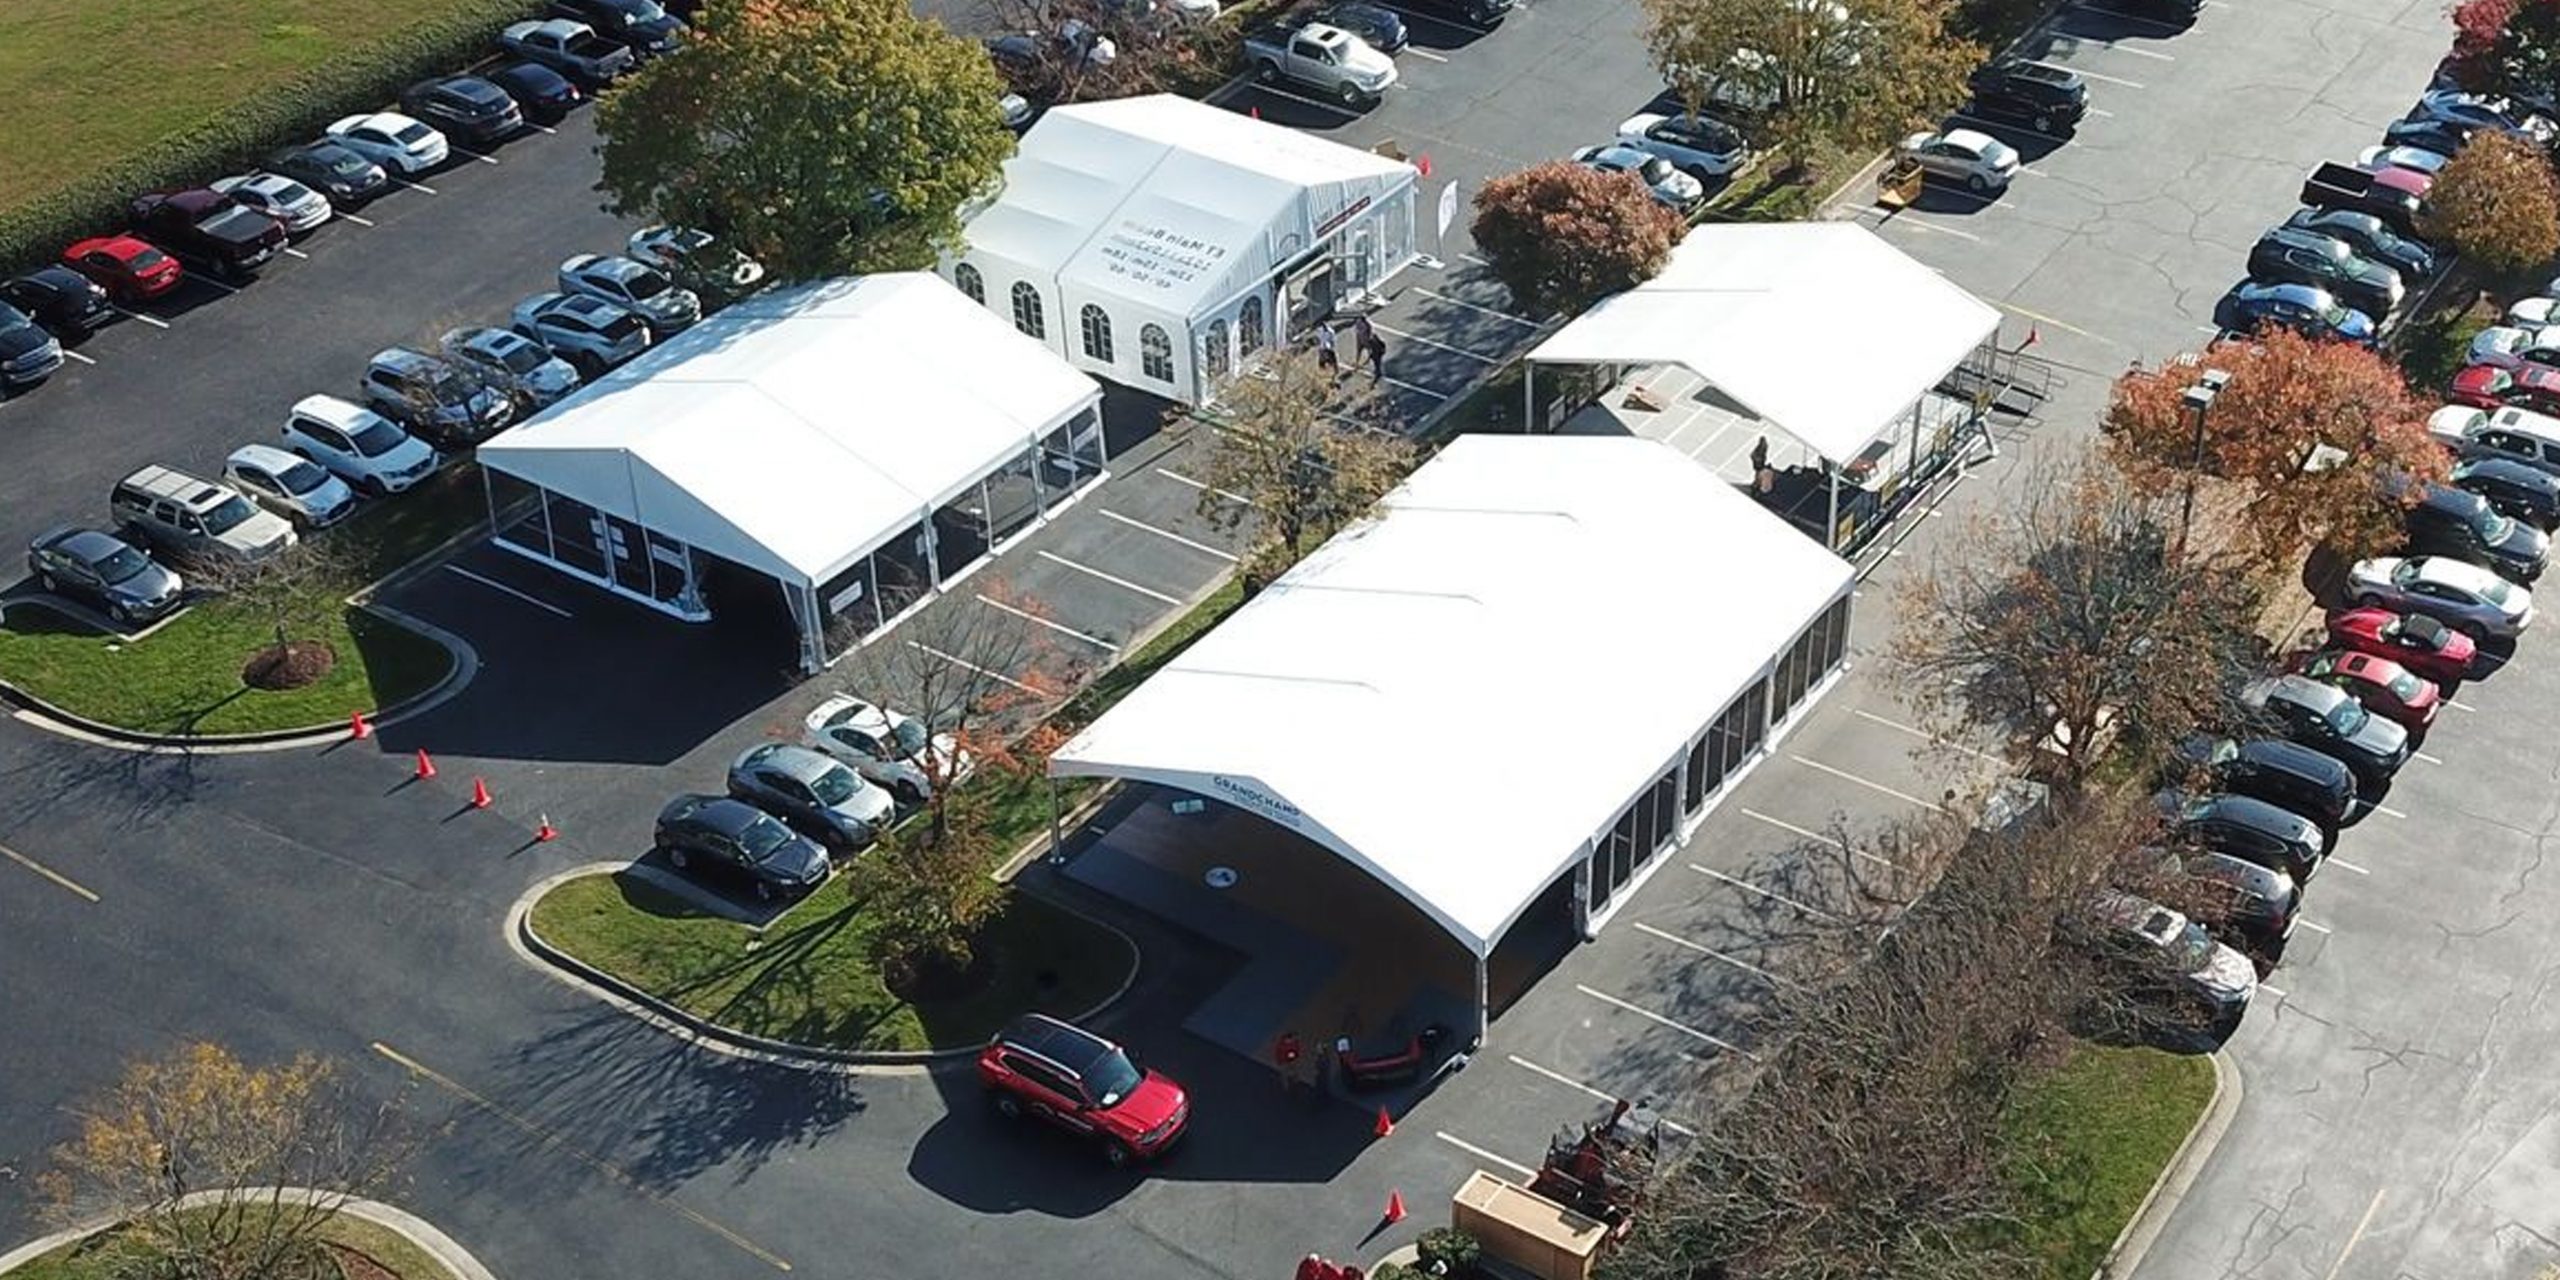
xmin=2294 ymin=648 xmax=2441 ymax=733
xmin=978 ymin=1013 xmax=1188 ymax=1167
xmin=2449 ymin=363 xmax=2560 ymax=415
xmin=2325 ymin=605 xmax=2478 ymax=686
xmin=60 ymin=234 xmax=181 ymax=302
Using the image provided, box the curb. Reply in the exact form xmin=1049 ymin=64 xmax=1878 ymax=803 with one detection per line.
xmin=0 ymin=1189 xmax=498 ymax=1280
xmin=993 ymin=778 xmax=1125 ymax=882
xmin=504 ymin=862 xmax=1146 ymax=1074
xmin=2093 ymin=1049 xmax=2242 ymax=1280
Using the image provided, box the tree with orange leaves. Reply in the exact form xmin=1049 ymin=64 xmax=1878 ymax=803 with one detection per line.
xmin=2100 ymin=329 xmax=2446 ymax=576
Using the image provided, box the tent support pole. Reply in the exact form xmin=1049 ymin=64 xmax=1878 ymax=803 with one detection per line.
xmin=1826 ymin=466 xmax=1842 ymax=552
xmin=1046 ymin=774 xmax=1064 ymax=864
xmin=1473 ymin=952 xmax=1490 ymax=1051
xmin=1522 ymin=365 xmax=1536 ymax=433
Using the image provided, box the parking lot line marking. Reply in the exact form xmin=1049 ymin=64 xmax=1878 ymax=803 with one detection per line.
xmin=2258 ymin=982 xmax=2288 ymax=999
xmin=468 ymin=151 xmax=501 ymax=165
xmin=2322 ymin=1190 xmax=2386 ymax=1280
xmin=2328 ymin=857 xmax=2372 ymax=875
xmin=1853 ymin=708 xmax=1999 ymax=761
xmin=192 ymin=276 xmax=241 ymax=295
xmin=1506 ymin=1055 xmax=1700 ymax=1134
xmin=2 ymin=842 xmax=98 ymax=902
xmin=392 ymin=177 xmax=439 ymax=194
xmin=2413 ymin=751 xmax=2444 ymax=765
xmin=1872 ymin=212 xmax=1983 ymax=242
xmin=1576 ymin=985 xmax=1757 ymax=1059
xmin=1631 ymin=922 xmax=1787 ymax=989
xmin=369 ymin=1042 xmax=793 ymax=1271
xmin=1381 ymin=374 xmax=1450 ymax=400
xmin=527 ymin=123 xmax=558 ymax=134
xmin=59 ymin=349 xmax=96 ymax=365
xmin=2090 ymin=34 xmax=2175 ymax=58
xmin=1433 ymin=1131 xmax=1538 ymax=1179
xmin=2297 ymin=919 xmax=2332 ymax=935
xmin=1415 ymin=288 xmax=1541 ymax=327
xmin=1737 ymin=808 xmax=1893 ymax=868
xmin=906 ymin=640 xmax=1046 ymax=695
xmin=1151 ymin=466 xmax=1259 ymax=507
xmin=1689 ymin=863 xmax=1842 ymax=920
xmin=1404 ymin=46 xmax=1449 ymax=61
xmin=1238 ymin=82 xmax=1363 ymax=117
xmin=2373 ymin=804 xmax=2407 ymax=819
xmin=977 ymin=593 xmax=1117 ymax=651
xmin=1372 ymin=322 xmax=1501 ymax=364
xmin=2446 ymin=699 xmax=2475 ymax=713
xmin=444 ymin=565 xmax=573 ymax=618
xmin=1036 ymin=550 xmax=1182 ymax=605
xmin=1992 ymin=300 xmax=2116 ymax=346
xmin=338 ymin=212 xmax=376 ymax=227
xmin=2030 ymin=60 xmax=2144 ymax=88
xmin=1099 ymin=507 xmax=1240 ymax=562
xmin=282 ymin=246 xmax=310 ymax=259
xmin=1788 ymin=754 xmax=1946 ymax=812
xmin=110 ymin=306 xmax=170 ymax=329
xmin=2086 ymin=106 xmax=2117 ymax=118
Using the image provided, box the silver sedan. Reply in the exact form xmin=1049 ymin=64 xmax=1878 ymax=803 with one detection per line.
xmin=727 ymin=742 xmax=897 ymax=849
xmin=2345 ymin=555 xmax=2535 ymax=638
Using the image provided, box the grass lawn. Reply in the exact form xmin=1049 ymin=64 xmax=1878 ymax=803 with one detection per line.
xmin=1990 ymin=1042 xmax=2217 ymax=1279
xmin=0 ymin=464 xmax=482 ymax=736
xmin=6 ymin=1206 xmax=457 ymax=1280
xmin=530 ymin=870 xmax=1137 ymax=1053
xmin=2395 ymin=287 xmax=2498 ymax=395
xmin=1704 ymin=141 xmax=1860 ymax=224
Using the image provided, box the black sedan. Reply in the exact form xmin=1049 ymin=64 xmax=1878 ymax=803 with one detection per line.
xmin=2453 ymin=456 xmax=2560 ymax=530
xmin=2165 ymin=735 xmax=2357 ymax=832
xmin=2156 ymin=788 xmax=2328 ymax=883
xmin=26 ymin=526 xmax=184 ymax=626
xmin=548 ymin=0 xmax=683 ymax=55
xmin=399 ymin=75 xmax=525 ymax=146
xmin=0 ymin=304 xmax=63 ymax=389
xmin=265 ymin=140 xmax=390 ymax=207
xmin=2282 ymin=206 xmax=2437 ymax=281
xmin=0 ymin=265 xmax=112 ymax=339
xmin=653 ymin=794 xmax=832 ymax=901
xmin=1309 ymin=1 xmax=1408 ymax=52
xmin=2181 ymin=852 xmax=2302 ymax=959
xmin=2237 ymin=675 xmax=2410 ymax=797
xmin=486 ymin=61 xmax=584 ymax=126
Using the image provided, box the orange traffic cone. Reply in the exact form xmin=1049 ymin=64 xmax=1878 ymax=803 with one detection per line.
xmin=413 ymin=748 xmax=436 ymax=780
xmin=349 ymin=710 xmax=372 ymax=740
xmin=535 ymin=814 xmax=558 ymax=843
xmin=1373 ymin=1106 xmax=1395 ymax=1139
xmin=470 ymin=776 xmax=492 ymax=809
xmin=1382 ymin=1189 xmax=1406 ymax=1224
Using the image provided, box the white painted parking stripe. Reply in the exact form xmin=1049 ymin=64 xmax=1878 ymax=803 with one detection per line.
xmin=444 ymin=565 xmax=572 ymax=617
xmin=2086 ymin=106 xmax=2117 ymax=118
xmin=1403 ymin=45 xmax=1449 ymax=61
xmin=1576 ymin=985 xmax=1757 ymax=1059
xmin=1239 ymin=82 xmax=1362 ymax=117
xmin=2446 ymin=699 xmax=2475 ymax=713
xmin=2328 ymin=857 xmax=2371 ymax=875
xmin=1788 ymin=754 xmax=1946 ymax=812
xmin=2297 ymin=919 xmax=2332 ymax=935
xmin=1416 ymin=288 xmax=1541 ymax=327
xmin=339 ymin=212 xmax=376 ymax=227
xmin=1372 ymin=322 xmax=1500 ymax=364
xmin=2031 ymin=60 xmax=2144 ymax=89
xmin=193 ymin=276 xmax=241 ymax=295
xmin=1381 ymin=374 xmax=1450 ymax=400
xmin=59 ymin=349 xmax=96 ymax=365
xmin=527 ymin=123 xmax=558 ymax=135
xmin=392 ymin=177 xmax=439 ymax=195
xmin=110 ymin=307 xmax=170 ymax=329
xmin=2414 ymin=751 xmax=2444 ymax=765
xmin=977 ymin=593 xmax=1117 ymax=652
xmin=468 ymin=151 xmax=501 ymax=165
xmin=282 ymin=246 xmax=310 ymax=259
xmin=1689 ymin=863 xmax=1842 ymax=920
xmin=1872 ymin=213 xmax=1983 ymax=243
xmin=1631 ymin=922 xmax=1787 ymax=989
xmin=1434 ymin=1131 xmax=1537 ymax=1179
xmin=1461 ymin=252 xmax=1493 ymax=267
xmin=2258 ymin=982 xmax=2287 ymax=999
xmin=907 ymin=640 xmax=1045 ymax=695
xmin=1506 ymin=1055 xmax=1700 ymax=1134
xmin=2089 ymin=34 xmax=2176 ymax=58
xmin=1737 ymin=808 xmax=1893 ymax=869
xmin=1152 ymin=467 xmax=1258 ymax=507
xmin=1035 ymin=550 xmax=1182 ymax=605
xmin=1854 ymin=708 xmax=1999 ymax=760
xmin=2372 ymin=804 xmax=2407 ymax=820
xmin=1099 ymin=507 xmax=1240 ymax=562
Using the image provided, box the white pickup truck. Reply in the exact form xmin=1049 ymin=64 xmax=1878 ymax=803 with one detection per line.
xmin=1242 ymin=23 xmax=1397 ymax=107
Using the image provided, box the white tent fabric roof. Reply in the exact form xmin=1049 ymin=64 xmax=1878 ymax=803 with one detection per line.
xmin=1049 ymin=435 xmax=1856 ymax=956
xmin=478 ymin=274 xmax=1099 ymax=585
xmin=964 ymin=94 xmax=1415 ymax=323
xmin=1527 ymin=223 xmax=2001 ymax=464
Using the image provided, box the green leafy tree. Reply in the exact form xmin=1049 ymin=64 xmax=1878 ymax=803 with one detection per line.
xmin=597 ymin=0 xmax=1018 ymax=281
xmin=1643 ymin=0 xmax=1977 ymax=172
xmin=863 ymin=785 xmax=1012 ymax=980
xmin=1470 ymin=162 xmax=1686 ymax=317
xmin=1192 ymin=348 xmax=1417 ymax=589
xmin=2423 ymin=130 xmax=2560 ymax=276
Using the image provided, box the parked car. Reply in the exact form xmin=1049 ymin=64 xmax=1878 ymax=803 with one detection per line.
xmin=2451 ymin=455 xmax=2560 ymax=529
xmin=1965 ymin=58 xmax=2088 ymax=133
xmin=500 ymin=18 xmax=638 ymax=86
xmin=398 ymin=76 xmax=526 ymax=147
xmin=485 ymin=62 xmax=585 ymax=126
xmin=2179 ymin=852 xmax=2303 ymax=958
xmin=1400 ymin=0 xmax=1511 ymax=24
xmin=208 ymin=172 xmax=332 ymax=235
xmin=1894 ymin=127 xmax=2019 ymax=192
xmin=222 ymin=443 xmax=356 ymax=529
xmin=546 ymin=0 xmax=684 ymax=56
xmin=652 ymin=794 xmax=832 ymax=902
xmin=2164 ymin=734 xmax=2357 ymax=834
xmin=2344 ymin=554 xmax=2534 ymax=637
xmin=802 ymin=693 xmax=972 ymax=804
xmin=264 ymin=140 xmax=390 ymax=206
xmin=725 ymin=742 xmax=898 ymax=849
xmin=2409 ymin=89 xmax=2555 ymax=143
xmin=2155 ymin=788 xmax=2327 ymax=883
xmin=2237 ymin=674 xmax=2411 ymax=796
xmin=2448 ymin=363 xmax=2560 ymax=415
xmin=2463 ymin=324 xmax=2560 ymax=371
xmin=0 ymin=266 xmax=112 ymax=339
xmin=2300 ymin=161 xmax=2426 ymax=237
xmin=978 ymin=1013 xmax=1191 ymax=1167
xmin=2509 ymin=295 xmax=2560 ymax=328
xmin=558 ymin=253 xmax=700 ymax=336
xmin=2294 ymin=648 xmax=2442 ymax=736
xmin=2397 ymin=476 xmax=2548 ymax=582
xmin=25 ymin=526 xmax=183 ymax=626
xmin=281 ymin=395 xmax=439 ymax=496
xmin=2324 ymin=606 xmax=2478 ymax=687
xmin=2216 ymin=281 xmax=2374 ymax=345
xmin=126 ymin=189 xmax=287 ymax=282
xmin=2427 ymin=402 xmax=2560 ymax=473
xmin=2281 ymin=207 xmax=2436 ymax=281
xmin=441 ymin=326 xmax=582 ymax=412
xmin=1614 ymin=112 xmax=1749 ymax=180
xmin=0 ymin=305 xmax=64 ymax=389
xmin=2357 ymin=143 xmax=2450 ymax=177
xmin=1307 ymin=0 xmax=1407 ymax=53
xmin=626 ymin=225 xmax=766 ymax=293
xmin=1571 ymin=144 xmax=1703 ymax=208
xmin=2072 ymin=891 xmax=2256 ymax=1031
xmin=509 ymin=291 xmax=653 ymax=376
xmin=1242 ymin=23 xmax=1395 ymax=106
xmin=2247 ymin=227 xmax=2403 ymax=321
xmin=107 ymin=465 xmax=297 ymax=566
xmin=2381 ymin=114 xmax=2475 ymax=158
xmin=324 ymin=112 xmax=448 ymax=176
xmin=60 ymin=234 xmax=181 ymax=303
xmin=359 ymin=347 xmax=514 ymax=449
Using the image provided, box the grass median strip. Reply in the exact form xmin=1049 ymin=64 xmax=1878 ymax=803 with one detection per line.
xmin=1989 ymin=1042 xmax=2217 ymax=1278
xmin=6 ymin=1206 xmax=460 ymax=1280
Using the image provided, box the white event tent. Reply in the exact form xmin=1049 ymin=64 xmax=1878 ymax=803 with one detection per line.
xmin=1049 ymin=435 xmax=1857 ymax=1038
xmin=950 ymin=94 xmax=1419 ymax=405
xmin=478 ymin=273 xmax=1106 ymax=672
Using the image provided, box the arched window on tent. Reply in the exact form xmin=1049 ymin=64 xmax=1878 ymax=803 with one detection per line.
xmin=1203 ymin=320 xmax=1231 ymax=379
xmin=1009 ymin=281 xmax=1044 ymax=339
xmin=1080 ymin=304 xmax=1114 ymax=363
xmin=954 ymin=262 xmax=984 ymax=305
xmin=1238 ymin=296 xmax=1266 ymax=354
xmin=1140 ymin=324 xmax=1174 ymax=381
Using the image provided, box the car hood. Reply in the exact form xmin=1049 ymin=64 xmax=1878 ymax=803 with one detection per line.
xmin=526 ymin=358 xmax=581 ymax=394
xmin=1110 ymin=1072 xmax=1188 ymax=1131
xmin=2429 ymin=406 xmax=2487 ymax=441
xmin=832 ymin=784 xmax=897 ymax=826
xmin=2494 ymin=519 xmax=2551 ymax=562
xmin=2343 ymin=709 xmax=2409 ymax=758
xmin=230 ymin=511 xmax=299 ymax=554
xmin=2195 ymin=944 xmax=2258 ymax=1000
xmin=1342 ymin=42 xmax=1396 ymax=79
xmin=109 ymin=560 xmax=183 ymax=604
xmin=758 ymin=837 xmax=832 ymax=884
xmin=0 ymin=320 xmax=50 ymax=360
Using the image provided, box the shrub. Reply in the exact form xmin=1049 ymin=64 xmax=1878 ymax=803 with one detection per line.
xmin=1416 ymin=1227 xmax=1483 ymax=1274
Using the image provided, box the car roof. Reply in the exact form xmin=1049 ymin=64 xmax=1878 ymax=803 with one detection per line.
xmin=660 ymin=792 xmax=770 ymax=835
xmin=291 ymin=393 xmax=386 ymax=433
xmin=117 ymin=464 xmax=233 ymax=510
xmin=2456 ymin=455 xmax=2560 ymax=489
xmin=741 ymin=741 xmax=842 ymax=785
xmin=40 ymin=527 xmax=131 ymax=562
xmin=996 ymin=1013 xmax=1116 ymax=1072
xmin=1942 ymin=127 xmax=1998 ymax=150
xmin=369 ymin=346 xmax=443 ymax=375
xmin=2247 ymin=673 xmax=2345 ymax=711
xmin=2412 ymin=555 xmax=2502 ymax=590
xmin=2193 ymin=852 xmax=2291 ymax=896
xmin=2235 ymin=736 xmax=2351 ymax=780
xmin=450 ymin=325 xmax=525 ymax=354
xmin=228 ymin=442 xmax=306 ymax=473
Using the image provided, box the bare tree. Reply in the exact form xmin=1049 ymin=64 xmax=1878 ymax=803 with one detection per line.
xmin=195 ymin=537 xmax=365 ymax=692
xmin=977 ymin=0 xmax=1222 ymax=105
xmin=40 ymin=1042 xmax=409 ymax=1280
xmin=1193 ymin=347 xmax=1416 ymax=590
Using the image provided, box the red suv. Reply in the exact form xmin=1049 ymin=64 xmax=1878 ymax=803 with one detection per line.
xmin=978 ymin=1013 xmax=1189 ymax=1166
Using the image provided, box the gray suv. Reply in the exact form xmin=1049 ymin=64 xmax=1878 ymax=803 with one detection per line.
xmin=361 ymin=347 xmax=514 ymax=450
xmin=510 ymin=291 xmax=652 ymax=378
xmin=108 ymin=466 xmax=297 ymax=566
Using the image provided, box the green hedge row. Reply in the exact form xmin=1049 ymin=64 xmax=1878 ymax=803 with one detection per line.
xmin=0 ymin=0 xmax=545 ymax=276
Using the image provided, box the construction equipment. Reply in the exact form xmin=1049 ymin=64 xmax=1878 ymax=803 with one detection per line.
xmin=1527 ymin=1097 xmax=1666 ymax=1240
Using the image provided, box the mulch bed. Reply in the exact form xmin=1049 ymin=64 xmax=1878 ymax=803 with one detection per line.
xmin=326 ymin=1242 xmax=398 ymax=1280
xmin=242 ymin=640 xmax=337 ymax=690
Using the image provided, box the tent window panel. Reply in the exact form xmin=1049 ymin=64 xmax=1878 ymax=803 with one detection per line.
xmin=1683 ymin=736 xmax=1709 ymax=813
xmin=1238 ymin=296 xmax=1267 ymax=354
xmin=1741 ymin=683 xmax=1769 ymax=757
xmin=1630 ymin=791 xmax=1657 ymax=867
xmin=490 ymin=471 xmax=549 ymax=557
xmin=642 ymin=530 xmax=693 ymax=608
xmin=1203 ymin=319 xmax=1231 ymax=379
xmin=1649 ymin=772 xmax=1680 ymax=852
xmin=931 ymin=498 xmax=992 ymax=585
xmin=872 ymin=521 xmax=934 ymax=621
xmin=1010 ymin=281 xmax=1045 ymax=339
xmin=1822 ymin=596 xmax=1853 ymax=675
xmin=1140 ymin=324 xmax=1174 ymax=381
xmin=985 ymin=448 xmax=1044 ymax=545
xmin=602 ymin=515 xmax=652 ymax=598
xmin=541 ymin=491 xmax=609 ymax=578
xmin=954 ymin=262 xmax=985 ymax=305
xmin=1606 ymin=808 xmax=1638 ymax=895
xmin=1079 ymin=304 xmax=1114 ymax=362
xmin=820 ymin=558 xmax=883 ymax=639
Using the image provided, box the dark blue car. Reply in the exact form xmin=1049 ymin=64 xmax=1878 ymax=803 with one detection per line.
xmin=2219 ymin=281 xmax=2376 ymax=346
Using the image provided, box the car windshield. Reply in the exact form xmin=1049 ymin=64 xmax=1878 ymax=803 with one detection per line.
xmin=810 ymin=765 xmax=862 ymax=806
xmin=740 ymin=816 xmax=796 ymax=862
xmin=276 ymin=459 xmax=331 ymax=493
xmin=92 ymin=545 xmax=152 ymax=584
xmin=2475 ymin=506 xmax=2516 ymax=541
xmin=350 ymin=419 xmax=408 ymax=456
xmin=1084 ymin=1049 xmax=1144 ymax=1107
xmin=130 ymin=248 xmax=171 ymax=272
xmin=600 ymin=314 xmax=644 ymax=341
xmin=202 ymin=495 xmax=258 ymax=534
xmin=2313 ymin=297 xmax=2350 ymax=324
xmin=323 ymin=151 xmax=371 ymax=177
xmin=2479 ymin=575 xmax=2517 ymax=605
xmin=622 ymin=270 xmax=670 ymax=300
xmin=2386 ymin=671 xmax=2425 ymax=701
xmin=2164 ymin=920 xmax=2216 ymax=969
xmin=394 ymin=122 xmax=434 ymax=145
xmin=629 ymin=0 xmax=667 ymax=16
xmin=2324 ymin=696 xmax=2371 ymax=735
xmin=890 ymin=718 xmax=931 ymax=759
xmin=498 ymin=341 xmax=547 ymax=374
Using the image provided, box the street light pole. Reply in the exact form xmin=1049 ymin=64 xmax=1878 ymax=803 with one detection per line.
xmin=2178 ymin=369 xmax=2230 ymax=557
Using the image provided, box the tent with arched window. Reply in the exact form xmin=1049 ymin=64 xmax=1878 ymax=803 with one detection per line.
xmin=948 ymin=94 xmax=1419 ymax=405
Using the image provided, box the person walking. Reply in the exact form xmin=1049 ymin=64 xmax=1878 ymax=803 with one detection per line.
xmin=1314 ymin=321 xmax=1339 ymax=376
xmin=1363 ymin=330 xmax=1387 ymax=383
